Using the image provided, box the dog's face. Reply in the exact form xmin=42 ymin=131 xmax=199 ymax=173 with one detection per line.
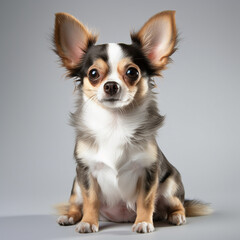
xmin=54 ymin=11 xmax=177 ymax=109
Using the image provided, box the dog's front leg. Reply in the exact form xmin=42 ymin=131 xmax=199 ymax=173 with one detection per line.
xmin=75 ymin=162 xmax=100 ymax=233
xmin=132 ymin=164 xmax=158 ymax=233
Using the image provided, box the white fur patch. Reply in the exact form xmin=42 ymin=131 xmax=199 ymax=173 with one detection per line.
xmin=107 ymin=43 xmax=124 ymax=75
xmin=57 ymin=215 xmax=75 ymax=225
xmin=132 ymin=222 xmax=155 ymax=233
xmin=74 ymin=180 xmax=83 ymax=205
xmin=168 ymin=213 xmax=186 ymax=226
xmin=158 ymin=177 xmax=178 ymax=198
xmin=75 ymin=222 xmax=99 ymax=233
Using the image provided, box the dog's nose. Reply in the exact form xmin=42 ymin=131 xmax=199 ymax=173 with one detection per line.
xmin=104 ymin=82 xmax=120 ymax=96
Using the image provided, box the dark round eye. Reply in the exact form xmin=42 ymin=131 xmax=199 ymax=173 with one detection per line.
xmin=126 ymin=67 xmax=139 ymax=81
xmin=88 ymin=69 xmax=100 ymax=81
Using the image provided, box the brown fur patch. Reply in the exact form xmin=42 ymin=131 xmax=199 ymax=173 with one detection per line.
xmin=134 ymin=77 xmax=149 ymax=102
xmin=168 ymin=197 xmax=185 ymax=216
xmin=67 ymin=204 xmax=82 ymax=223
xmin=82 ymin=76 xmax=98 ymax=100
xmin=79 ymin=176 xmax=100 ymax=227
xmin=134 ymin=175 xmax=158 ymax=225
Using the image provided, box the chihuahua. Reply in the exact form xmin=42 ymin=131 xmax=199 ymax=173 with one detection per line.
xmin=53 ymin=11 xmax=212 ymax=233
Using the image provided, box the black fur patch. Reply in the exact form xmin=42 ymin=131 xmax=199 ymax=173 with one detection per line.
xmin=158 ymin=149 xmax=185 ymax=202
xmin=131 ymin=99 xmax=165 ymax=144
xmin=119 ymin=43 xmax=157 ymax=77
xmin=70 ymin=177 xmax=76 ymax=196
xmin=145 ymin=162 xmax=159 ymax=193
xmin=76 ymin=160 xmax=90 ymax=190
xmin=159 ymin=171 xmax=171 ymax=183
xmin=70 ymin=44 xmax=108 ymax=80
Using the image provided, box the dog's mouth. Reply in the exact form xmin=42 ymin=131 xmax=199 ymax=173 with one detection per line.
xmin=98 ymin=96 xmax=132 ymax=109
xmin=98 ymin=98 xmax=127 ymax=109
xmin=102 ymin=98 xmax=119 ymax=102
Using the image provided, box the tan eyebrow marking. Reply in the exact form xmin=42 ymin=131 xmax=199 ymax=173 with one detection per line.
xmin=88 ymin=58 xmax=109 ymax=74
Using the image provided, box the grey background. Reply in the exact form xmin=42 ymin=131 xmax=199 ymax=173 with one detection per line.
xmin=0 ymin=0 xmax=240 ymax=239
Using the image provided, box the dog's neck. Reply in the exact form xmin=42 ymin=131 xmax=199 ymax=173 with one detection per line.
xmin=81 ymin=93 xmax=150 ymax=140
xmin=71 ymin=90 xmax=163 ymax=148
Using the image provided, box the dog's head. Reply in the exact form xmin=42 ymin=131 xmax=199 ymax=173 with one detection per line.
xmin=53 ymin=11 xmax=177 ymax=109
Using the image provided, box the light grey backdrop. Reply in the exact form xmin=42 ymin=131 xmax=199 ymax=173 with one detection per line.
xmin=0 ymin=0 xmax=240 ymax=230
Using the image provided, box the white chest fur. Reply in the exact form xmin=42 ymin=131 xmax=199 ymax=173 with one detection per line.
xmin=76 ymin=98 xmax=156 ymax=208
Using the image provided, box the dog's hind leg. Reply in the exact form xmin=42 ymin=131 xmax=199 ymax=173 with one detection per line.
xmin=154 ymin=149 xmax=186 ymax=226
xmin=167 ymin=196 xmax=186 ymax=225
xmin=155 ymin=174 xmax=186 ymax=226
xmin=57 ymin=177 xmax=83 ymax=225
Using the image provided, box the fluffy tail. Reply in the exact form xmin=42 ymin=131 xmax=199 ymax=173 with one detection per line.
xmin=184 ymin=200 xmax=213 ymax=217
xmin=54 ymin=202 xmax=70 ymax=215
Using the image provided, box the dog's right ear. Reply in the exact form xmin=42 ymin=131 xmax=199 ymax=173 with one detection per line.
xmin=54 ymin=13 xmax=98 ymax=70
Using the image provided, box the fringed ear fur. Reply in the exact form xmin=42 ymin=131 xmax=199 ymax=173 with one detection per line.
xmin=53 ymin=12 xmax=98 ymax=71
xmin=131 ymin=11 xmax=177 ymax=72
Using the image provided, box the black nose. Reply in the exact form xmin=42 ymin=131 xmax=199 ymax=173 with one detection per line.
xmin=104 ymin=82 xmax=120 ymax=96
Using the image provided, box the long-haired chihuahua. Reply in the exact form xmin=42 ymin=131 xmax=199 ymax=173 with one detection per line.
xmin=53 ymin=10 xmax=212 ymax=233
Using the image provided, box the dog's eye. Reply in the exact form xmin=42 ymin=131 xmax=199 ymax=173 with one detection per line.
xmin=125 ymin=67 xmax=139 ymax=81
xmin=88 ymin=69 xmax=100 ymax=81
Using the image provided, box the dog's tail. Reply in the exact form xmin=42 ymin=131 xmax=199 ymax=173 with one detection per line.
xmin=184 ymin=200 xmax=213 ymax=217
xmin=54 ymin=202 xmax=70 ymax=215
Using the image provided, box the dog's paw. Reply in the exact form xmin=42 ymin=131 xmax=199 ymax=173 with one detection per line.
xmin=168 ymin=213 xmax=186 ymax=226
xmin=132 ymin=222 xmax=154 ymax=233
xmin=57 ymin=215 xmax=76 ymax=226
xmin=75 ymin=221 xmax=99 ymax=233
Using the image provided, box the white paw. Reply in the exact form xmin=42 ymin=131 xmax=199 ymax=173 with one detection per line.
xmin=57 ymin=215 xmax=75 ymax=225
xmin=168 ymin=213 xmax=186 ymax=226
xmin=75 ymin=222 xmax=99 ymax=233
xmin=132 ymin=222 xmax=155 ymax=233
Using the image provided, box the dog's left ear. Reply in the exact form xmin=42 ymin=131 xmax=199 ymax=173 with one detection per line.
xmin=131 ymin=11 xmax=177 ymax=72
